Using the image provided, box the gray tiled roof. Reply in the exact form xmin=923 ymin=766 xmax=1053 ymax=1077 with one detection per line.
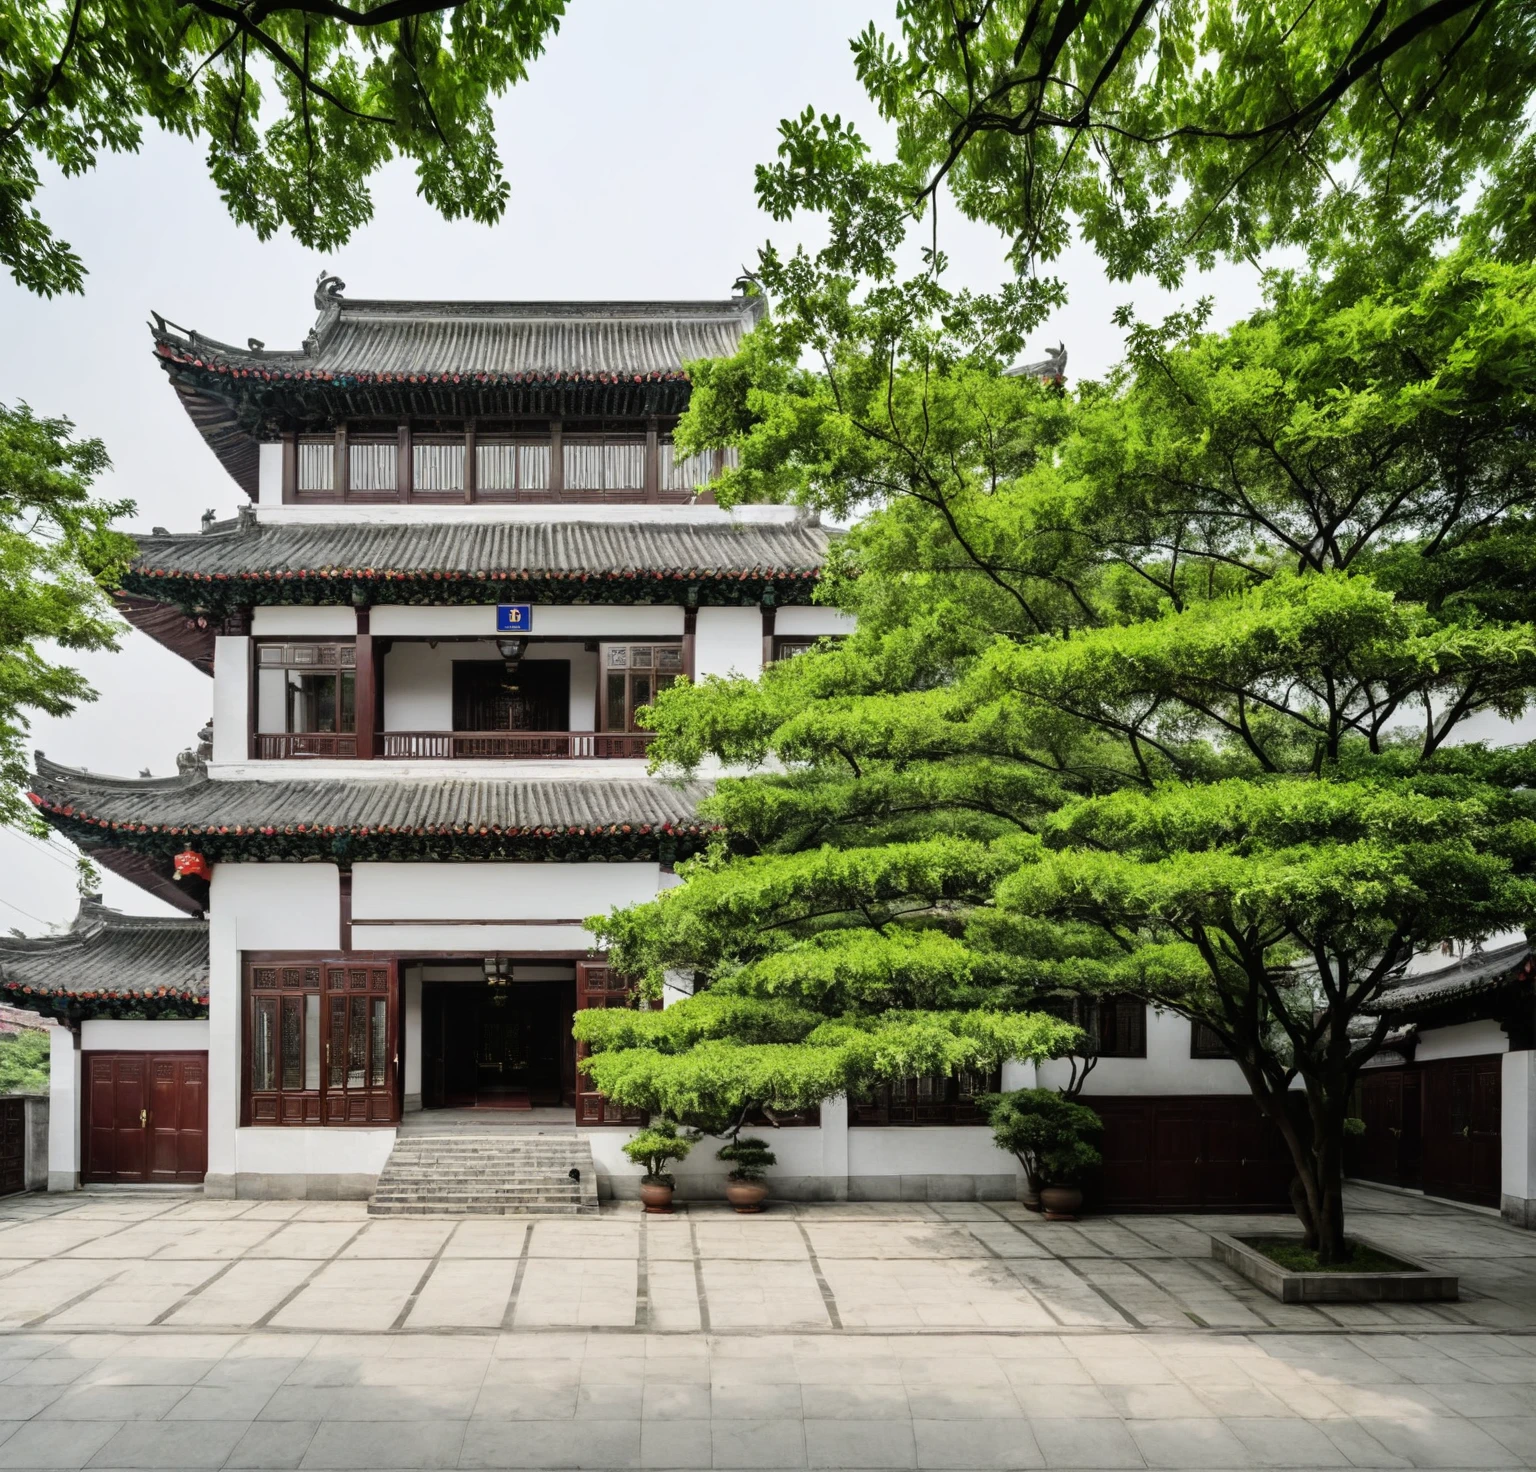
xmin=0 ymin=899 xmax=207 ymax=1001
xmin=129 ymin=515 xmax=832 ymax=585
xmin=29 ymin=757 xmax=712 ymax=836
xmin=1376 ymin=940 xmax=1530 ymax=1014
xmin=154 ymin=290 xmax=765 ymax=380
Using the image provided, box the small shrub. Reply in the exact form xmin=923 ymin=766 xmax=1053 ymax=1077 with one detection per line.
xmin=980 ymin=1088 xmax=1102 ymax=1192
xmin=622 ymin=1121 xmax=696 ymax=1186
xmin=716 ymin=1136 xmax=776 ymax=1182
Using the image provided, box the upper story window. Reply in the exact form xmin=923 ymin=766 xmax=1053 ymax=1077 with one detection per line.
xmin=413 ymin=437 xmax=464 ymax=493
xmin=255 ymin=642 xmax=356 ymax=757
xmin=602 ymin=643 xmax=684 ymax=732
xmin=1046 ymin=994 xmax=1147 ymax=1058
xmin=565 ymin=436 xmax=644 ymax=492
xmin=297 ymin=438 xmax=334 ymax=492
xmin=476 ymin=439 xmax=550 ymax=493
xmin=1191 ymin=1020 xmax=1232 ymax=1059
xmin=350 ymin=440 xmax=397 ymax=493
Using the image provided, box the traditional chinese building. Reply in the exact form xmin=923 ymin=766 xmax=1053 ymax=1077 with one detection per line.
xmin=13 ymin=279 xmax=1532 ymax=1219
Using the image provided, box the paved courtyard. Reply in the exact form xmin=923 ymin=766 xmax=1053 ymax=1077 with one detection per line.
xmin=4 ymin=1184 xmax=1536 ymax=1468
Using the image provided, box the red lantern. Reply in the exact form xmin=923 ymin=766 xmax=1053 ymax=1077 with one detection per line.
xmin=173 ymin=849 xmax=212 ymax=882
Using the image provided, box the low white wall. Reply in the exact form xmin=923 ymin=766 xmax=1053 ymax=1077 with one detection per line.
xmin=221 ymin=1126 xmax=398 ymax=1198
xmin=80 ymin=1020 xmax=210 ymax=1052
xmin=1504 ymin=1052 xmax=1535 ymax=1225
xmin=1416 ymin=1020 xmax=1509 ymax=1062
xmin=848 ymin=1126 xmax=1018 ymax=1180
xmin=212 ymin=638 xmax=249 ymax=764
xmin=351 ymin=862 xmax=662 ymax=921
xmin=371 ymin=605 xmax=685 ymax=638
xmin=696 ymin=607 xmax=762 ymax=680
xmin=251 ymin=607 xmax=358 ymax=635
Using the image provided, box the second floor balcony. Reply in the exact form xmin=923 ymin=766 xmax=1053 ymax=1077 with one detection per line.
xmin=251 ymin=634 xmax=683 ymax=762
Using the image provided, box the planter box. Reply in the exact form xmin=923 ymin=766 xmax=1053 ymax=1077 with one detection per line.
xmin=1210 ymin=1232 xmax=1458 ymax=1303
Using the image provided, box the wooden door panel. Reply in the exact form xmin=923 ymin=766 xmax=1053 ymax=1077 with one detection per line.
xmin=574 ymin=961 xmax=646 ymax=1125
xmin=84 ymin=1053 xmax=206 ymax=1184
xmin=1420 ymin=1055 xmax=1503 ymax=1208
xmin=0 ymin=1098 xmax=24 ymax=1197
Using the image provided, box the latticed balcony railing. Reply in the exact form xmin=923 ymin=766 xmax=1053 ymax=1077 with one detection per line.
xmin=255 ymin=731 xmax=655 ymax=760
xmin=379 ymin=732 xmax=655 ymax=760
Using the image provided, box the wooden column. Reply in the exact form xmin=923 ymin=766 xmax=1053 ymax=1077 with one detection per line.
xmin=761 ymin=604 xmax=777 ymax=669
xmin=354 ymin=608 xmax=376 ymax=760
xmin=683 ymin=605 xmax=697 ymax=683
xmin=463 ymin=420 xmax=477 ymax=503
xmin=338 ymin=870 xmax=353 ymax=953
xmin=644 ymin=418 xmax=659 ymax=503
xmin=397 ymin=423 xmax=412 ymax=503
xmin=281 ymin=433 xmax=298 ymax=504
xmin=549 ymin=418 xmax=564 ymax=498
xmin=334 ymin=424 xmax=349 ymax=500
xmin=246 ymin=630 xmax=259 ymax=760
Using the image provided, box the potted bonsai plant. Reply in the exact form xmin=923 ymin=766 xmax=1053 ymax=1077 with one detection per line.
xmin=623 ymin=1121 xmax=696 ymax=1213
xmin=716 ymin=1136 xmax=775 ymax=1212
xmin=981 ymin=1089 xmax=1103 ymax=1221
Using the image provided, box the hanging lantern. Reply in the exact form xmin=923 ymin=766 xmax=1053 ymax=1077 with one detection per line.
xmin=173 ymin=849 xmax=212 ymax=882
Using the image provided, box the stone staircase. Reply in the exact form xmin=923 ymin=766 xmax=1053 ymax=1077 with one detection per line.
xmin=368 ymin=1133 xmax=600 ymax=1216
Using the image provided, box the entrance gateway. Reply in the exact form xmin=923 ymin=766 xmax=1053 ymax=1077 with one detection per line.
xmin=244 ymin=956 xmax=642 ymax=1128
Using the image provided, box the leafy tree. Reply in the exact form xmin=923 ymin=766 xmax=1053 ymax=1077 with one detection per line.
xmin=580 ymin=233 xmax=1536 ymax=1262
xmin=0 ymin=404 xmax=134 ymax=840
xmin=981 ymin=1089 xmax=1102 ymax=1194
xmin=1 ymin=0 xmax=565 ymax=297
xmin=0 ymin=1026 xmax=50 ymax=1093
xmin=759 ymin=0 xmax=1536 ymax=289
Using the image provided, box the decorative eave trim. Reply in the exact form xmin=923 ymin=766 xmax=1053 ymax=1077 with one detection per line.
xmin=0 ymin=982 xmax=208 ymax=1023
xmin=30 ymin=791 xmax=721 ymax=865
xmin=153 ymin=336 xmax=695 ymax=390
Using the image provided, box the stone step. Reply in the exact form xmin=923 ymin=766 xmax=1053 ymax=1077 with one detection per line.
xmin=368 ymin=1133 xmax=599 ymax=1217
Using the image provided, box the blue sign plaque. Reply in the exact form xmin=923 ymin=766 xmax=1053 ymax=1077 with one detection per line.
xmin=496 ymin=604 xmax=533 ymax=633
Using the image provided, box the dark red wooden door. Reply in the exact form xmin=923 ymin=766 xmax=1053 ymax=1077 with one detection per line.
xmin=574 ymin=961 xmax=646 ymax=1125
xmin=84 ymin=1052 xmax=207 ymax=1184
xmin=0 ymin=1097 xmax=24 ymax=1196
xmin=1420 ymin=1055 xmax=1502 ymax=1207
xmin=1351 ymin=1067 xmax=1423 ymax=1188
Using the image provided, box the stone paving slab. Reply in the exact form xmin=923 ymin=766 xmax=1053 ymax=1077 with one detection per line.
xmin=7 ymin=1186 xmax=1536 ymax=1466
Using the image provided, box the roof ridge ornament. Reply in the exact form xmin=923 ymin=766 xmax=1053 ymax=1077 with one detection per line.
xmin=306 ymin=271 xmax=347 ymax=356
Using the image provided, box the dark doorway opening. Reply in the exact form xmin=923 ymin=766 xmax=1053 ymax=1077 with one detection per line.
xmin=453 ymin=659 xmax=570 ymax=733
xmin=422 ymin=978 xmax=576 ymax=1110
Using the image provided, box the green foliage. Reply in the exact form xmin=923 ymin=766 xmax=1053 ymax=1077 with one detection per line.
xmin=980 ymin=1089 xmax=1103 ymax=1189
xmin=616 ymin=220 xmax=1536 ymax=1261
xmin=620 ymin=1121 xmax=695 ymax=1185
xmin=0 ymin=403 xmax=134 ymax=834
xmin=0 ymin=1027 xmax=48 ymax=1093
xmin=755 ymin=0 xmax=1536 ymax=292
xmin=0 ymin=0 xmax=565 ymax=296
xmin=716 ymin=1136 xmax=775 ymax=1183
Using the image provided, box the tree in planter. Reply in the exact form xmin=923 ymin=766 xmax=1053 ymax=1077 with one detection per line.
xmin=980 ymin=1088 xmax=1102 ymax=1202
xmin=590 ymin=229 xmax=1536 ymax=1264
xmin=621 ymin=1121 xmax=696 ymax=1186
xmin=717 ymin=1136 xmax=776 ymax=1181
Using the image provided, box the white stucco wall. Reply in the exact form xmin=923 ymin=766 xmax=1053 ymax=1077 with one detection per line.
xmin=695 ymin=607 xmax=763 ymax=680
xmin=251 ymin=607 xmax=358 ymax=635
xmin=212 ymin=637 xmax=249 ymax=764
xmin=257 ymin=442 xmax=283 ymax=501
xmin=775 ymin=607 xmax=858 ymax=637
xmin=370 ymin=605 xmax=685 ymax=638
xmin=1504 ymin=1052 xmax=1535 ymax=1218
xmin=232 ymin=1127 xmax=398 ymax=1179
xmin=351 ymin=862 xmax=662 ymax=921
xmin=1415 ymin=1019 xmax=1510 ymax=1062
xmin=847 ymin=1126 xmax=1019 ymax=1180
xmin=47 ymin=1028 xmax=80 ymax=1190
xmin=381 ymin=640 xmax=599 ymax=733
xmin=1035 ymin=1006 xmax=1255 ymax=1096
xmin=80 ymin=1020 xmax=210 ymax=1052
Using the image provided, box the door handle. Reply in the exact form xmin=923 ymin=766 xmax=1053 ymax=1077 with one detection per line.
xmin=139 ymin=1110 xmax=148 ymax=1126
xmin=1462 ymin=1126 xmax=1471 ymax=1138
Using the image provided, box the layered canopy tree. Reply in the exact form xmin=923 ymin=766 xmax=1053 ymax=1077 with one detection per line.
xmin=577 ymin=236 xmax=1536 ymax=1260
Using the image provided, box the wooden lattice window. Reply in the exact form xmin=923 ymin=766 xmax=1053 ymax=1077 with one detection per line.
xmin=601 ymin=644 xmax=684 ymax=732
xmin=1045 ymin=994 xmax=1147 ymax=1059
xmin=574 ymin=960 xmax=647 ymax=1126
xmin=849 ymin=1068 xmax=1000 ymax=1126
xmin=246 ymin=960 xmax=397 ymax=1126
xmin=1191 ymin=1020 xmax=1232 ymax=1059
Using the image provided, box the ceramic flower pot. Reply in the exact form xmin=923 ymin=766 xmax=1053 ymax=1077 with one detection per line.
xmin=1020 ymin=1179 xmax=1043 ymax=1213
xmin=725 ymin=1179 xmax=769 ymax=1213
xmin=1040 ymin=1184 xmax=1083 ymax=1221
xmin=640 ymin=1179 xmax=675 ymax=1214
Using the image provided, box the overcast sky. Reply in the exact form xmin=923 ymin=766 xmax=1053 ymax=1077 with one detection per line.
xmin=0 ymin=0 xmax=1277 ymax=934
